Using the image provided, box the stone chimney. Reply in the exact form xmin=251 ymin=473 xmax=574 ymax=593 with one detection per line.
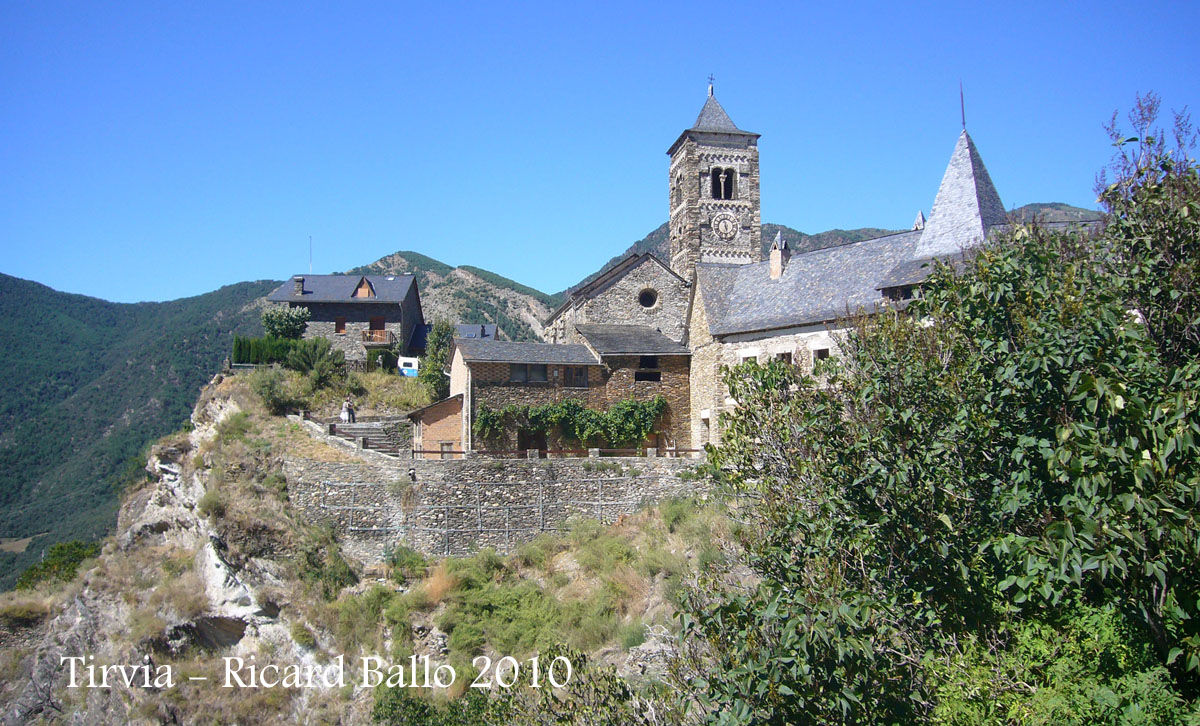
xmin=769 ymin=231 xmax=790 ymax=279
xmin=293 ymin=276 xmax=305 ymax=295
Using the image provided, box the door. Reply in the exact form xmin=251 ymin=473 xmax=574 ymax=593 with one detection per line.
xmin=517 ymin=429 xmax=547 ymax=457
xmin=369 ymin=316 xmax=386 ymax=343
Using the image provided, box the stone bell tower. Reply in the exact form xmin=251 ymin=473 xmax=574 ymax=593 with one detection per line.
xmin=667 ymin=83 xmax=762 ymax=281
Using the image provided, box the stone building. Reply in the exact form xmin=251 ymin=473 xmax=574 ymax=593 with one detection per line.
xmin=267 ymin=274 xmax=425 ymax=361
xmin=543 ymin=253 xmax=689 ymax=344
xmin=409 ymin=330 xmax=690 ymax=458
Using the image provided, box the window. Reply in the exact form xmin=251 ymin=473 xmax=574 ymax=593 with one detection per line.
xmin=775 ymin=352 xmax=793 ymax=365
xmin=439 ymin=442 xmax=453 ymax=460
xmin=638 ymin=289 xmax=658 ymax=308
xmin=815 ymin=348 xmax=831 ymax=360
xmin=335 ymin=317 xmax=346 ymax=334
xmin=563 ymin=366 xmax=588 ymax=388
xmin=710 ymin=167 xmax=736 ymax=200
xmin=510 ymin=363 xmax=548 ymax=382
xmin=635 ymin=355 xmax=661 ymax=382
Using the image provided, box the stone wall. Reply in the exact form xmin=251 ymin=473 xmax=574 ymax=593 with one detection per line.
xmin=297 ymin=301 xmax=409 ymax=361
xmin=544 ymin=257 xmax=690 ymax=344
xmin=284 ymin=455 xmax=702 ymax=563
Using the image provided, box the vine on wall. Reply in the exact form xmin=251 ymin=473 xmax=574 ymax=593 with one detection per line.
xmin=473 ymin=396 xmax=667 ymax=448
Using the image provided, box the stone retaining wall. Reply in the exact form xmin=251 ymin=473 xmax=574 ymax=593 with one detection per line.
xmin=284 ymin=455 xmax=702 ymax=563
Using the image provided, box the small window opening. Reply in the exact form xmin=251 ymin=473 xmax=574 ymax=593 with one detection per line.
xmin=511 ymin=363 xmax=548 ymax=382
xmin=638 ymin=289 xmax=658 ymax=308
xmin=776 ymin=352 xmax=793 ymax=365
xmin=563 ymin=366 xmax=588 ymax=388
xmin=815 ymin=348 xmax=831 ymax=360
xmin=335 ymin=317 xmax=346 ymax=334
xmin=635 ymin=355 xmax=661 ymax=382
xmin=710 ymin=168 xmax=736 ymax=200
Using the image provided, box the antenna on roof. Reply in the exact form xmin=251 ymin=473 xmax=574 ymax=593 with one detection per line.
xmin=959 ymin=81 xmax=966 ymax=131
xmin=708 ymin=74 xmax=715 ymax=97
xmin=309 ymin=235 xmax=313 ymax=274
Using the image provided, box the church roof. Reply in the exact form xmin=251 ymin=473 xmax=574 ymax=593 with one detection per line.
xmin=696 ymin=229 xmax=921 ymax=336
xmin=911 ymin=130 xmax=1007 ymax=259
xmin=575 ymin=325 xmax=690 ymax=356
xmin=693 ymin=93 xmax=742 ymax=132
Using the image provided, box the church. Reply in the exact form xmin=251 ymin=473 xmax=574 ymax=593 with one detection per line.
xmin=414 ymin=84 xmax=1084 ymax=456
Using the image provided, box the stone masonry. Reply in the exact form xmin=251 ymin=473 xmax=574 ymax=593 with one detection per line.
xmin=544 ymin=256 xmax=690 ymax=344
xmin=284 ymin=455 xmax=702 ymax=563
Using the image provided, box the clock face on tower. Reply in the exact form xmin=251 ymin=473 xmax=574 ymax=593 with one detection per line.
xmin=712 ymin=212 xmax=738 ymax=241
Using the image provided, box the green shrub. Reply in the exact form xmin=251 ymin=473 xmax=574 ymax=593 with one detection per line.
xmin=576 ymin=534 xmax=635 ymax=575
xmin=297 ymin=530 xmax=358 ymax=600
xmin=290 ymin=622 xmax=317 ymax=651
xmin=14 ymin=540 xmax=100 ymax=590
xmin=248 ymin=367 xmax=294 ymax=415
xmin=197 ymin=490 xmax=226 ymax=519
xmin=619 ymin=622 xmax=647 ymax=649
xmin=660 ymin=496 xmax=698 ymax=533
xmin=387 ymin=545 xmax=427 ymax=584
xmin=261 ymin=306 xmax=310 ymax=339
xmin=232 ymin=336 xmax=301 ymax=365
xmin=514 ymin=533 xmax=566 ymax=571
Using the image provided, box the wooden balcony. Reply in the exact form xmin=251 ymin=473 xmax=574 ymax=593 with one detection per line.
xmin=361 ymin=329 xmax=396 ymax=346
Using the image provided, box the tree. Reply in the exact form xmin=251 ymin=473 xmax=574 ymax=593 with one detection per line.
xmin=261 ymin=305 xmax=311 ymax=339
xmin=674 ymin=102 xmax=1200 ymax=723
xmin=419 ymin=320 xmax=454 ymax=400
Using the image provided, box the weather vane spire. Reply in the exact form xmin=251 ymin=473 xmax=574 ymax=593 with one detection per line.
xmin=960 ymin=80 xmax=966 ymax=131
xmin=708 ymin=74 xmax=715 ymax=97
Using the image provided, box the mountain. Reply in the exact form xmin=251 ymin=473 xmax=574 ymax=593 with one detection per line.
xmin=347 ymin=251 xmax=557 ymax=341
xmin=1010 ymin=201 xmax=1104 ymax=223
xmin=0 ymin=273 xmax=276 ymax=589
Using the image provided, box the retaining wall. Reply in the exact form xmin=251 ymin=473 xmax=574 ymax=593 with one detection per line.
xmin=284 ymin=455 xmax=702 ymax=563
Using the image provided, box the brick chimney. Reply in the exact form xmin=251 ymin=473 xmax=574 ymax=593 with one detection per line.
xmin=293 ymin=276 xmax=305 ymax=295
xmin=769 ymin=231 xmax=790 ymax=279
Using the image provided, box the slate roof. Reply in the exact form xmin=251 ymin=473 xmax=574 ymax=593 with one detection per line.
xmin=267 ymin=274 xmax=415 ymax=303
xmin=455 ymin=338 xmax=598 ymax=365
xmin=694 ymin=92 xmax=742 ymax=132
xmin=697 ymin=230 xmax=922 ymax=336
xmin=575 ymin=325 xmax=691 ymax=356
xmin=911 ymin=130 xmax=1006 ymax=260
xmin=455 ymin=323 xmax=497 ymax=340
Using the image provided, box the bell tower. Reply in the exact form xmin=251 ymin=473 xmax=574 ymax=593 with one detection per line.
xmin=667 ymin=83 xmax=761 ymax=281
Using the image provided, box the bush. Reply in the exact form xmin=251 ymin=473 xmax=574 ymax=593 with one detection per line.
xmin=387 ymin=545 xmax=427 ymax=584
xmin=197 ymin=490 xmax=226 ymax=519
xmin=15 ymin=540 xmax=100 ymax=590
xmin=290 ymin=622 xmax=317 ymax=651
xmin=248 ymin=367 xmax=294 ymax=415
xmin=261 ymin=306 xmax=310 ymax=339
xmin=232 ymin=336 xmax=301 ymax=365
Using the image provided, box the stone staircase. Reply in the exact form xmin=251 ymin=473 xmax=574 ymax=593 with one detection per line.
xmin=327 ymin=420 xmax=409 ymax=457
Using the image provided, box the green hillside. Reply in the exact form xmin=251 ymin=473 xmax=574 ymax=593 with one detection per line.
xmin=0 ymin=274 xmax=276 ymax=589
xmin=348 ymin=251 xmax=557 ymax=342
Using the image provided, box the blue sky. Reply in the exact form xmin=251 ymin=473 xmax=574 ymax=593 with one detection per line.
xmin=2 ymin=1 xmax=1197 ymax=302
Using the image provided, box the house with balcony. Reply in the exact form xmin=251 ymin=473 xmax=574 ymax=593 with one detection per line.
xmin=266 ymin=274 xmax=425 ymax=361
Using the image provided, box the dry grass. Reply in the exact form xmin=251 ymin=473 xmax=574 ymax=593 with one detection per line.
xmin=424 ymin=562 xmax=457 ymax=604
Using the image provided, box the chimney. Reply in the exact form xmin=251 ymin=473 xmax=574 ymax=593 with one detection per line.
xmin=293 ymin=276 xmax=305 ymax=295
xmin=769 ymin=232 xmax=790 ymax=279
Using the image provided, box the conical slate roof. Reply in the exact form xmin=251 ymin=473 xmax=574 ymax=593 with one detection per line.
xmin=912 ymin=130 xmax=1006 ymax=259
xmin=693 ymin=92 xmax=742 ymax=132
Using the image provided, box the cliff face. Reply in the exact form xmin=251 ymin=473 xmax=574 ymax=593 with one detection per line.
xmin=0 ymin=376 xmax=371 ymax=725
